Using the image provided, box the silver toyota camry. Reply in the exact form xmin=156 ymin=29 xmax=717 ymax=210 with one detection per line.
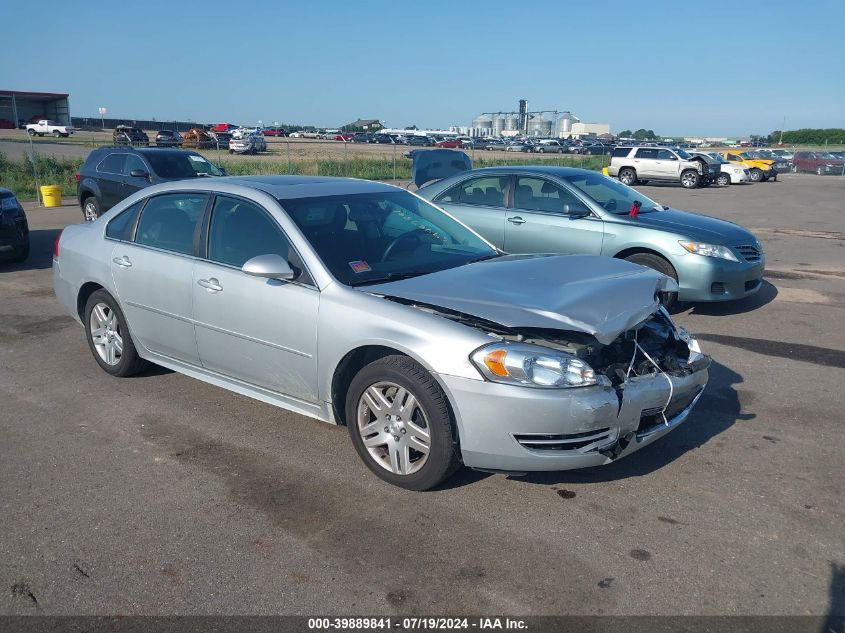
xmin=52 ymin=176 xmax=710 ymax=490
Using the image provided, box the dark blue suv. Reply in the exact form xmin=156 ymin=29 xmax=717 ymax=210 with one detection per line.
xmin=76 ymin=147 xmax=224 ymax=221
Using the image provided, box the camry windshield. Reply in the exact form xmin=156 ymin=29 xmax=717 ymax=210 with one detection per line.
xmin=563 ymin=172 xmax=660 ymax=215
xmin=281 ymin=191 xmax=496 ymax=286
xmin=145 ymin=153 xmax=223 ymax=178
xmin=675 ymin=149 xmax=692 ymax=159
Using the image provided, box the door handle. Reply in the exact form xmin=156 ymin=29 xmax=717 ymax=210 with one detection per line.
xmin=507 ymin=216 xmax=526 ymax=225
xmin=197 ymin=277 xmax=223 ymax=292
xmin=112 ymin=256 xmax=132 ymax=268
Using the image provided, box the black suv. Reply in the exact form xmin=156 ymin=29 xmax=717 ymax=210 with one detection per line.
xmin=113 ymin=125 xmax=150 ymax=146
xmin=0 ymin=188 xmax=29 ymax=264
xmin=76 ymin=148 xmax=224 ymax=221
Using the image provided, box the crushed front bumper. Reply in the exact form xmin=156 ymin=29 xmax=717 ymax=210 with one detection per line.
xmin=438 ymin=357 xmax=710 ymax=472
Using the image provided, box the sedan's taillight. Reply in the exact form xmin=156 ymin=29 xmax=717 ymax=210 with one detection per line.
xmin=53 ymin=230 xmax=62 ymax=260
xmin=75 ymin=173 xmax=81 ymax=183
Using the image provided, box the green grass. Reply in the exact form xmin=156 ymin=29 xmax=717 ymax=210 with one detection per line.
xmin=0 ymin=151 xmax=606 ymax=200
xmin=0 ymin=152 xmax=83 ymax=199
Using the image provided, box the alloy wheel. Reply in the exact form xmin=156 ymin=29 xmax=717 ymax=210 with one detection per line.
xmin=89 ymin=302 xmax=123 ymax=366
xmin=357 ymin=381 xmax=431 ymax=476
xmin=84 ymin=200 xmax=98 ymax=221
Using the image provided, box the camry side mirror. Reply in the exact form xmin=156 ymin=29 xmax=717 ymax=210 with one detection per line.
xmin=242 ymin=254 xmax=296 ymax=280
xmin=564 ymin=206 xmax=591 ymax=218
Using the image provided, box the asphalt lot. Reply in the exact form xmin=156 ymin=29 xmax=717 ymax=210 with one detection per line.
xmin=0 ymin=174 xmax=843 ymax=617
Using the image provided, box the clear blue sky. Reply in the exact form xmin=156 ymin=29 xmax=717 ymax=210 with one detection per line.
xmin=4 ymin=0 xmax=843 ymax=136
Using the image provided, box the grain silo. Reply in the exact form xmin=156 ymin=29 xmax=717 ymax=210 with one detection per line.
xmin=504 ymin=115 xmax=519 ymax=131
xmin=492 ymin=114 xmax=506 ymax=137
xmin=556 ymin=112 xmax=580 ymax=137
xmin=527 ymin=115 xmax=552 ymax=137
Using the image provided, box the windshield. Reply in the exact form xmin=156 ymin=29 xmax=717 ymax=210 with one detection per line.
xmin=705 ymin=152 xmax=727 ymax=164
xmin=145 ymin=153 xmax=223 ymax=178
xmin=563 ymin=172 xmax=660 ymax=215
xmin=281 ymin=190 xmax=496 ymax=286
xmin=675 ymin=149 xmax=691 ymax=159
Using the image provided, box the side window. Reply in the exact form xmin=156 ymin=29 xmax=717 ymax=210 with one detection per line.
xmin=513 ymin=177 xmax=590 ymax=214
xmin=438 ymin=176 xmax=506 ymax=206
xmin=656 ymin=149 xmax=676 ymax=160
xmin=134 ymin=193 xmax=206 ymax=255
xmin=97 ymin=153 xmax=126 ymax=175
xmin=124 ymin=154 xmax=147 ymax=176
xmin=611 ymin=147 xmax=631 ymax=158
xmin=207 ymin=195 xmax=294 ymax=269
xmin=105 ymin=201 xmax=143 ymax=241
xmin=636 ymin=148 xmax=657 ymax=159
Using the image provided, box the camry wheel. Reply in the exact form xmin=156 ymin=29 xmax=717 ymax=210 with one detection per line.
xmin=717 ymin=173 xmax=730 ymax=186
xmin=624 ymin=252 xmax=679 ymax=309
xmin=84 ymin=290 xmax=147 ymax=377
xmin=750 ymin=168 xmax=763 ymax=182
xmin=618 ymin=168 xmax=637 ymax=186
xmin=82 ymin=197 xmax=100 ymax=222
xmin=346 ymin=355 xmax=459 ymax=490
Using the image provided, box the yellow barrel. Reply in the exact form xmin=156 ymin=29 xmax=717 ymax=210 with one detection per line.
xmin=40 ymin=185 xmax=62 ymax=208
xmin=601 ymin=167 xmax=609 ymax=176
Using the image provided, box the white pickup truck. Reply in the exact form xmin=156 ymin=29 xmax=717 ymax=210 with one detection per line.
xmin=25 ymin=119 xmax=75 ymax=137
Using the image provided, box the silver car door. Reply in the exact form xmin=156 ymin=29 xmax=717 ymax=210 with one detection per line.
xmin=192 ymin=194 xmax=319 ymax=403
xmin=504 ymin=176 xmax=604 ymax=255
xmin=109 ymin=192 xmax=207 ymax=364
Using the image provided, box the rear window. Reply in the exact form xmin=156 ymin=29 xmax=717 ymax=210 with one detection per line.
xmin=611 ymin=147 xmax=631 ymax=158
xmin=97 ymin=153 xmax=126 ymax=175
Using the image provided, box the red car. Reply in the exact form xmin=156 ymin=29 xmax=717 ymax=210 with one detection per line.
xmin=435 ymin=138 xmax=463 ymax=148
xmin=262 ymin=127 xmax=286 ymax=137
xmin=325 ymin=132 xmax=353 ymax=141
xmin=792 ymin=151 xmax=845 ymax=175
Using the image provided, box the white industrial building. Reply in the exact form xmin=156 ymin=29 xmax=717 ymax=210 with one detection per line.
xmin=470 ymin=101 xmax=612 ymax=139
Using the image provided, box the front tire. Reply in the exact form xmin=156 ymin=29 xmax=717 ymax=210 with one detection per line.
xmin=84 ymin=290 xmax=147 ymax=377
xmin=750 ymin=168 xmax=764 ymax=182
xmin=346 ymin=355 xmax=460 ymax=491
xmin=680 ymin=169 xmax=700 ymax=188
xmin=816 ymin=166 xmax=824 ymax=176
xmin=717 ymin=173 xmax=730 ymax=186
xmin=618 ymin=168 xmax=637 ymax=186
xmin=623 ymin=252 xmax=679 ymax=309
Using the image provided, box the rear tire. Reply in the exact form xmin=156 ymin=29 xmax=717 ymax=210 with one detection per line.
xmin=623 ymin=252 xmax=679 ymax=309
xmin=82 ymin=196 xmax=100 ymax=222
xmin=53 ymin=130 xmax=61 ymax=138
xmin=816 ymin=166 xmax=824 ymax=176
xmin=716 ymin=173 xmax=730 ymax=186
xmin=750 ymin=168 xmax=764 ymax=182
xmin=11 ymin=241 xmax=29 ymax=263
xmin=680 ymin=169 xmax=700 ymax=188
xmin=84 ymin=290 xmax=148 ymax=377
xmin=27 ymin=128 xmax=36 ymax=136
xmin=618 ymin=168 xmax=637 ymax=186
xmin=346 ymin=355 xmax=460 ymax=491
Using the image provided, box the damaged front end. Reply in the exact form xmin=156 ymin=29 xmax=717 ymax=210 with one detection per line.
xmin=395 ymin=298 xmax=711 ymax=470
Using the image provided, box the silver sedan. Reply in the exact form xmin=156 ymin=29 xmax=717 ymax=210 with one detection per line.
xmin=53 ymin=176 xmax=710 ymax=490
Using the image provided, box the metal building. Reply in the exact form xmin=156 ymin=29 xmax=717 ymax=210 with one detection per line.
xmin=527 ymin=114 xmax=552 ymax=137
xmin=0 ymin=90 xmax=71 ymax=127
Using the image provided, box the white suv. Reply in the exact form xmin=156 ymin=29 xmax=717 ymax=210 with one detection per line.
xmin=608 ymin=146 xmax=714 ymax=188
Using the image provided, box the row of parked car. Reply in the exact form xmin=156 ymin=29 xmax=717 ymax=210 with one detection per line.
xmin=112 ymin=126 xmax=268 ymax=155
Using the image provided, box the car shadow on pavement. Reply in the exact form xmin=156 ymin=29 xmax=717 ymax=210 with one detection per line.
xmin=0 ymin=228 xmax=61 ymax=272
xmin=508 ymin=359 xmax=753 ymax=487
xmin=676 ymin=280 xmax=778 ymax=316
xmin=823 ymin=562 xmax=845 ymax=628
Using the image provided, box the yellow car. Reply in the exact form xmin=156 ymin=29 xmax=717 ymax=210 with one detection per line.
xmin=718 ymin=151 xmax=777 ymax=182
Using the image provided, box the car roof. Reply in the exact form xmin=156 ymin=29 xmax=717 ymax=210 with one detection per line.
xmin=155 ymin=175 xmax=399 ymax=200
xmin=456 ymin=165 xmax=595 ymax=178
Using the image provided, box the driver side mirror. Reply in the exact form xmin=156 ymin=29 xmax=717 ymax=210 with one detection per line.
xmin=563 ymin=205 xmax=591 ymax=218
xmin=242 ymin=254 xmax=296 ymax=281
xmin=129 ymin=169 xmax=149 ymax=179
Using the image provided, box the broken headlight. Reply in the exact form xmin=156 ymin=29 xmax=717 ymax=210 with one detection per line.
xmin=678 ymin=241 xmax=739 ymax=262
xmin=471 ymin=343 xmax=596 ymax=389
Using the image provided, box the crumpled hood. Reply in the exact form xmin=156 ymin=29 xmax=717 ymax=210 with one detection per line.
xmin=608 ymin=208 xmax=754 ymax=245
xmin=363 ymin=254 xmax=678 ymax=344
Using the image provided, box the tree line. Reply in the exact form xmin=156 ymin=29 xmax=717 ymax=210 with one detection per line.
xmin=767 ymin=129 xmax=845 ymax=144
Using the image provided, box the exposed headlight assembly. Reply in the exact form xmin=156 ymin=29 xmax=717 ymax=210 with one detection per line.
xmin=678 ymin=241 xmax=739 ymax=262
xmin=471 ymin=343 xmax=596 ymax=388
